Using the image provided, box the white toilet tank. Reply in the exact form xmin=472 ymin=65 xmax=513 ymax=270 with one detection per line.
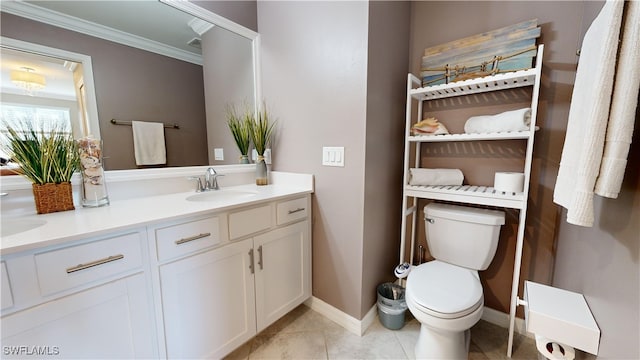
xmin=424 ymin=203 xmax=505 ymax=271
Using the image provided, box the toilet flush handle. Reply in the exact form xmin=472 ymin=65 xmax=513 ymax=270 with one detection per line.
xmin=425 ymin=217 xmax=435 ymax=224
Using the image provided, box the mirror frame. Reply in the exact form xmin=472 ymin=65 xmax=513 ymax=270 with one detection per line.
xmin=0 ymin=0 xmax=263 ymax=190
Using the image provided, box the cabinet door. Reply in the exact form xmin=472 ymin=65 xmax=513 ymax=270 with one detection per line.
xmin=254 ymin=220 xmax=311 ymax=331
xmin=0 ymin=273 xmax=156 ymax=359
xmin=159 ymin=238 xmax=256 ymax=359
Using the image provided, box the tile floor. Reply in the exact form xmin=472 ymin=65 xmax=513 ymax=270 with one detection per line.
xmin=225 ymin=305 xmax=539 ymax=359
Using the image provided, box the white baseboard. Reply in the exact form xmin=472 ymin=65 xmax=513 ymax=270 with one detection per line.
xmin=304 ymin=296 xmax=377 ymax=336
xmin=304 ymin=297 xmax=530 ymax=339
xmin=481 ymin=306 xmax=533 ymax=338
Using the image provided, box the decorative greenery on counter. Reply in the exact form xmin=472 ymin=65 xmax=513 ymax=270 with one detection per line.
xmin=2 ymin=122 xmax=79 ymax=184
xmin=226 ymin=105 xmax=252 ymax=160
xmin=249 ymin=108 xmax=276 ymax=157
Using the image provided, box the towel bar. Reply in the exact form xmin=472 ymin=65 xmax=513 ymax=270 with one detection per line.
xmin=110 ymin=119 xmax=180 ymax=129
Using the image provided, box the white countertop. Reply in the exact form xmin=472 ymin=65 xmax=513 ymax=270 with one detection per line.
xmin=1 ymin=183 xmax=312 ymax=255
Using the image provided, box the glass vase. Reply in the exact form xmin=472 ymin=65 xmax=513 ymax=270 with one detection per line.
xmin=256 ymin=155 xmax=268 ymax=185
xmin=240 ymin=155 xmax=250 ymax=164
xmin=77 ymin=137 xmax=110 ymax=207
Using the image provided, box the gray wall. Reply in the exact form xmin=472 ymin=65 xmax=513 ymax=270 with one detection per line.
xmin=0 ymin=13 xmax=209 ymax=170
xmin=258 ymin=0 xmax=370 ymax=318
xmin=362 ymin=1 xmax=411 ymax=318
xmin=258 ymin=0 xmax=411 ymax=320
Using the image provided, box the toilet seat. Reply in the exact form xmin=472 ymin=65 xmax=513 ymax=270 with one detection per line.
xmin=407 ymin=260 xmax=483 ymax=319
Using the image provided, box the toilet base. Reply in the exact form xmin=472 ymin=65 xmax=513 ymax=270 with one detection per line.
xmin=414 ymin=324 xmax=470 ymax=360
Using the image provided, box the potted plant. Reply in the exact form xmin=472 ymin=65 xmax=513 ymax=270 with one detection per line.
xmin=249 ymin=107 xmax=276 ymax=186
xmin=226 ymin=105 xmax=252 ymax=164
xmin=3 ymin=121 xmax=79 ymax=214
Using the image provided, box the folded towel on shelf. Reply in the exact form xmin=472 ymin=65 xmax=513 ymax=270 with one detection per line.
xmin=408 ymin=168 xmax=464 ymax=186
xmin=411 ymin=117 xmax=449 ymax=135
xmin=132 ymin=121 xmax=167 ymax=166
xmin=464 ymin=108 xmax=531 ymax=134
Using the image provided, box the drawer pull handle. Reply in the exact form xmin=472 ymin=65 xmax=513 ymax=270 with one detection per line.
xmin=66 ymin=254 xmax=124 ymax=274
xmin=175 ymin=232 xmax=211 ymax=245
xmin=288 ymin=207 xmax=305 ymax=215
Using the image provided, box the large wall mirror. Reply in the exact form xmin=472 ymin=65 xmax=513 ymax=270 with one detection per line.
xmin=0 ymin=0 xmax=259 ymax=171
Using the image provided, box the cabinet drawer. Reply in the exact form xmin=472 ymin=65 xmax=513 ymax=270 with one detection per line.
xmin=155 ymin=216 xmax=220 ymax=261
xmin=229 ymin=205 xmax=272 ymax=240
xmin=276 ymin=197 xmax=308 ymax=225
xmin=34 ymin=232 xmax=143 ymax=296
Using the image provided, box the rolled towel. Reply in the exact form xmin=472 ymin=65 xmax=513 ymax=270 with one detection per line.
xmin=409 ymin=168 xmax=464 ymax=186
xmin=464 ymin=108 xmax=531 ymax=134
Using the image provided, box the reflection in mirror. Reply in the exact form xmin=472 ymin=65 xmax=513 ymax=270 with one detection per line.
xmin=0 ymin=38 xmax=101 ymax=172
xmin=0 ymin=0 xmax=259 ymax=171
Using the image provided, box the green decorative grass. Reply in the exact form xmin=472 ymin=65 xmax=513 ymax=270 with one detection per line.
xmin=249 ymin=108 xmax=276 ymax=156
xmin=226 ymin=105 xmax=252 ymax=156
xmin=2 ymin=121 xmax=79 ymax=184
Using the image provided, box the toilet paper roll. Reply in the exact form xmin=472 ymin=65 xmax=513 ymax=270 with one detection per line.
xmin=535 ymin=334 xmax=575 ymax=360
xmin=494 ymin=172 xmax=525 ymax=193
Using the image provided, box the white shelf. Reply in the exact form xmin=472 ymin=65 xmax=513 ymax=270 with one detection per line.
xmin=408 ymin=130 xmax=534 ymax=142
xmin=405 ymin=185 xmax=525 ymax=209
xmin=410 ymin=68 xmax=537 ymax=101
xmin=524 ymin=281 xmax=600 ymax=355
xmin=401 ymin=45 xmax=544 ymax=358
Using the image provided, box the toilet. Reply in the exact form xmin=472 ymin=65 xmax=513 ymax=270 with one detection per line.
xmin=406 ymin=203 xmax=505 ymax=359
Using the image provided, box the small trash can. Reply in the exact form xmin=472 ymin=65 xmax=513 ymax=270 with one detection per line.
xmin=377 ymin=282 xmax=408 ymax=330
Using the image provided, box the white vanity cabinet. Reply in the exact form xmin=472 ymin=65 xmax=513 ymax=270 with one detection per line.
xmin=158 ymin=237 xmax=257 ymax=359
xmin=0 ymin=230 xmax=157 ymax=359
xmin=152 ymin=194 xmax=312 ymax=359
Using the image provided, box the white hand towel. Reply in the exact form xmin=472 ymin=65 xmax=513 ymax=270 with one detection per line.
xmin=464 ymin=108 xmax=531 ymax=134
xmin=553 ymin=0 xmax=624 ymax=227
xmin=409 ymin=168 xmax=464 ymax=186
xmin=594 ymin=0 xmax=640 ymax=199
xmin=132 ymin=121 xmax=167 ymax=166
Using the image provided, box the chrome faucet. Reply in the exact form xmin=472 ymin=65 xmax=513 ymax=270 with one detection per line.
xmin=187 ymin=167 xmax=223 ymax=192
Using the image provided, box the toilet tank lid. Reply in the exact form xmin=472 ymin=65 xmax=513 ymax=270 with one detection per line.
xmin=425 ymin=203 xmax=505 ymax=225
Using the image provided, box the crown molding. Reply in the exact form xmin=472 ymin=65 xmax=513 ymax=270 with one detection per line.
xmin=1 ymin=1 xmax=203 ymax=65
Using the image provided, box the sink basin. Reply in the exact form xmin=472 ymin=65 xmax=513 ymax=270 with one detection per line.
xmin=186 ymin=189 xmax=259 ymax=202
xmin=1 ymin=218 xmax=47 ymax=237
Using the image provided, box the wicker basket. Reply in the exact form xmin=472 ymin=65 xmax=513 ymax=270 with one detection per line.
xmin=32 ymin=182 xmax=75 ymax=214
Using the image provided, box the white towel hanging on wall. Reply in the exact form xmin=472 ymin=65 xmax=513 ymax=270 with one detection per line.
xmin=554 ymin=0 xmax=639 ymax=227
xmin=132 ymin=121 xmax=167 ymax=166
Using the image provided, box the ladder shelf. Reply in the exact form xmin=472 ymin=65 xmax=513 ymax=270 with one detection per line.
xmin=400 ymin=44 xmax=544 ymax=358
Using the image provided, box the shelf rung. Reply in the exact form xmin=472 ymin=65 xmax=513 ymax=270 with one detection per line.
xmin=405 ymin=185 xmax=525 ymax=209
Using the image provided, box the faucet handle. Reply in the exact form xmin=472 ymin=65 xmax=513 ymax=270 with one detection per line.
xmin=210 ymin=173 xmax=225 ymax=190
xmin=187 ymin=176 xmax=205 ymax=192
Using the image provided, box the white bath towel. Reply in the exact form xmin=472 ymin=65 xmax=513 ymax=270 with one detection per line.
xmin=409 ymin=168 xmax=464 ymax=186
xmin=595 ymin=0 xmax=640 ymax=199
xmin=132 ymin=121 xmax=167 ymax=166
xmin=463 ymin=108 xmax=531 ymax=134
xmin=553 ymin=0 xmax=625 ymax=227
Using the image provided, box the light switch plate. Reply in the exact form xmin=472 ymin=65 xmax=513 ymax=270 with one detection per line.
xmin=322 ymin=147 xmax=344 ymax=167
xmin=214 ymin=148 xmax=224 ymax=161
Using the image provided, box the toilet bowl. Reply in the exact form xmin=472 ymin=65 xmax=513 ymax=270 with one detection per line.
xmin=405 ymin=203 xmax=505 ymax=359
xmin=406 ymin=261 xmax=484 ymax=359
